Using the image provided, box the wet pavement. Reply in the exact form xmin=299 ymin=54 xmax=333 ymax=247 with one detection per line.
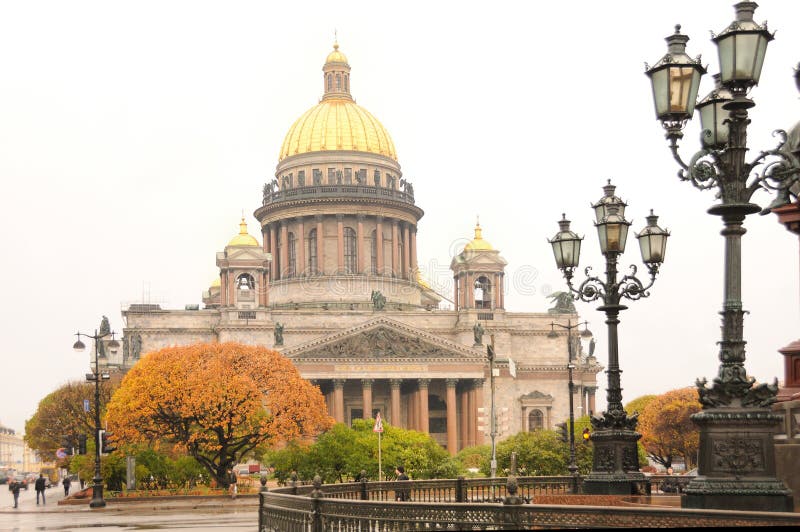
xmin=0 ymin=486 xmax=259 ymax=531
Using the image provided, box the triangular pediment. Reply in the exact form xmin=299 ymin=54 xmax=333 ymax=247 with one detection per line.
xmin=284 ymin=316 xmax=484 ymax=362
xmin=227 ymin=247 xmax=270 ymax=261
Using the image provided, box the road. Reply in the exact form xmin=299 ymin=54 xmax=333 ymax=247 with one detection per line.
xmin=0 ymin=485 xmax=259 ymax=531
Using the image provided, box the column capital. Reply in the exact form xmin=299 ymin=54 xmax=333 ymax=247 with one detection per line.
xmin=333 ymin=379 xmax=346 ymax=388
xmin=356 ymin=214 xmax=366 ymax=222
xmin=390 ymin=378 xmax=402 ymax=389
xmin=418 ymin=378 xmax=431 ymax=388
xmin=446 ymin=378 xmax=459 ymax=388
xmin=315 ymin=214 xmax=324 ymax=223
xmin=472 ymin=378 xmax=485 ymax=388
xmin=361 ymin=378 xmax=374 ymax=388
xmin=336 ymin=214 xmax=344 ymax=222
xmin=376 ymin=215 xmax=384 ymax=223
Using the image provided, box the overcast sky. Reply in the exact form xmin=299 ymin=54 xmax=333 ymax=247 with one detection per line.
xmin=1 ymin=1 xmax=798 ymax=434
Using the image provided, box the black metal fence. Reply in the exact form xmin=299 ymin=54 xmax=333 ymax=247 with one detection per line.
xmin=260 ymin=475 xmax=799 ymax=531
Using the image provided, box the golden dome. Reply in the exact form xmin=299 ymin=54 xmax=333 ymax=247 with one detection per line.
xmin=279 ymin=99 xmax=397 ymax=161
xmin=464 ymin=221 xmax=493 ymax=251
xmin=416 ymin=270 xmax=431 ymax=289
xmin=227 ymin=217 xmax=260 ymax=247
xmin=210 ymin=278 xmax=221 ymax=288
xmin=278 ymin=43 xmax=397 ymax=162
xmin=325 ymin=42 xmax=348 ymax=64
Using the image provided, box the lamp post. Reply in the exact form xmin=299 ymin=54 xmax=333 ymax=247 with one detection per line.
xmin=645 ymin=1 xmax=797 ymax=512
xmin=549 ymin=319 xmax=592 ymax=494
xmin=72 ymin=327 xmax=119 ymax=509
xmin=549 ymin=182 xmax=669 ymax=495
xmin=487 ymin=335 xmax=498 ymax=479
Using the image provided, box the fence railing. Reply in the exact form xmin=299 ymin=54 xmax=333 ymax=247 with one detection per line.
xmin=260 ymin=475 xmax=799 ymax=531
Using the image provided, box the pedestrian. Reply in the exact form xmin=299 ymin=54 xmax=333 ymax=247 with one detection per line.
xmin=9 ymin=477 xmax=21 ymax=509
xmin=667 ymin=466 xmax=674 ymax=475
xmin=35 ymin=473 xmax=46 ymax=505
xmin=394 ymin=466 xmax=410 ymax=501
xmin=228 ymin=468 xmax=238 ymax=500
xmin=63 ymin=476 xmax=71 ymax=497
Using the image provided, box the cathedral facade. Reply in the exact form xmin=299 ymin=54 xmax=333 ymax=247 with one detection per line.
xmin=104 ymin=43 xmax=602 ymax=454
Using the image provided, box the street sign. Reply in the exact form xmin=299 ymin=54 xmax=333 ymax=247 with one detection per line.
xmin=56 ymin=448 xmax=67 ymax=459
xmin=83 ymin=399 xmax=90 ymax=412
xmin=373 ymin=412 xmax=384 ymax=433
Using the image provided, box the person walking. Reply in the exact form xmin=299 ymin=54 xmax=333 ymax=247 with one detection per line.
xmin=394 ymin=466 xmax=410 ymax=501
xmin=228 ymin=469 xmax=238 ymax=500
xmin=8 ymin=477 xmax=21 ymax=509
xmin=63 ymin=476 xmax=71 ymax=497
xmin=35 ymin=473 xmax=46 ymax=505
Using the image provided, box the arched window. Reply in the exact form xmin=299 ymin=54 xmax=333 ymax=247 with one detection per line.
xmin=528 ymin=410 xmax=544 ymax=432
xmin=344 ymin=227 xmax=357 ymax=274
xmin=475 ymin=275 xmax=492 ymax=309
xmin=287 ymin=232 xmax=297 ymax=278
xmin=327 ymin=74 xmax=332 ymax=91
xmin=308 ymin=228 xmax=318 ymax=274
xmin=275 ymin=230 xmax=282 ymax=280
xmin=236 ymin=273 xmax=255 ymax=290
xmin=344 ymin=74 xmax=349 ymax=92
xmin=336 ymin=73 xmax=341 ymax=90
xmin=370 ymin=229 xmax=378 ymax=274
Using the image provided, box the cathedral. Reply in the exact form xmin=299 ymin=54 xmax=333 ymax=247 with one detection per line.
xmin=103 ymin=42 xmax=602 ymax=454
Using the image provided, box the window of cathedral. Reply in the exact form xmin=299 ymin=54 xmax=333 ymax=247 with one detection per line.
xmin=344 ymin=168 xmax=352 ymax=184
xmin=344 ymin=227 xmax=357 ymax=274
xmin=344 ymin=74 xmax=349 ymax=92
xmin=370 ymin=229 xmax=378 ymax=274
xmin=308 ymin=228 xmax=318 ymax=274
xmin=288 ymin=232 xmax=297 ymax=277
xmin=327 ymin=74 xmax=332 ymax=91
xmin=328 ymin=168 xmax=336 ymax=185
xmin=237 ymin=273 xmax=255 ymax=290
xmin=276 ymin=230 xmax=282 ymax=279
xmin=528 ymin=409 xmax=544 ymax=432
xmin=475 ymin=275 xmax=492 ymax=310
xmin=336 ymin=73 xmax=341 ymax=91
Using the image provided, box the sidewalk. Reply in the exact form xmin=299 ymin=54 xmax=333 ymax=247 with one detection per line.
xmin=2 ymin=486 xmax=260 ymax=514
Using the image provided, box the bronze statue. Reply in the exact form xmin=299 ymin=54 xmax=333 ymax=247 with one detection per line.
xmin=473 ymin=322 xmax=484 ymax=345
xmin=547 ymin=291 xmax=576 ymax=314
xmin=371 ymin=290 xmax=386 ymax=310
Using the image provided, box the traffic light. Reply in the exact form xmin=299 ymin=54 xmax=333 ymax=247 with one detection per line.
xmin=100 ymin=430 xmax=117 ymax=454
xmin=60 ymin=435 xmax=76 ymax=456
xmin=556 ymin=422 xmax=568 ymax=443
xmin=78 ymin=434 xmax=87 ymax=455
xmin=582 ymin=428 xmax=591 ymax=442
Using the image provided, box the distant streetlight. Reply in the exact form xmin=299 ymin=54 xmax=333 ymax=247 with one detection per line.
xmin=73 ymin=326 xmax=119 ymax=509
xmin=549 ymin=319 xmax=592 ymax=494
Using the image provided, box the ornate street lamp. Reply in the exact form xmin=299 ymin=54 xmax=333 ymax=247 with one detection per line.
xmin=549 ymin=182 xmax=669 ymax=495
xmin=645 ymin=1 xmax=797 ymax=512
xmin=73 ymin=325 xmax=119 ymax=509
xmin=549 ymin=319 xmax=592 ymax=494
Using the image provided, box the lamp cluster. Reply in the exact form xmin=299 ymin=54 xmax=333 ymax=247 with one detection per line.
xmin=549 ymin=181 xmax=669 ymax=279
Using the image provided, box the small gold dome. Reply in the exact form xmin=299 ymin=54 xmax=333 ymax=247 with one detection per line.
xmin=464 ymin=221 xmax=493 ymax=251
xmin=416 ymin=270 xmax=431 ymax=289
xmin=325 ymin=42 xmax=348 ymax=65
xmin=227 ymin=218 xmax=260 ymax=247
xmin=210 ymin=278 xmax=221 ymax=288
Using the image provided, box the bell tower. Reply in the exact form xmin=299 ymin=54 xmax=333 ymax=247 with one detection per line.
xmin=450 ymin=220 xmax=507 ymax=312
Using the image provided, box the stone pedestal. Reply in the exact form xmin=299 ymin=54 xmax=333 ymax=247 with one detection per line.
xmin=582 ymin=429 xmax=645 ymax=495
xmin=681 ymin=407 xmax=793 ymax=512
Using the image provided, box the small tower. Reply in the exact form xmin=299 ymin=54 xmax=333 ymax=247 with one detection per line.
xmin=450 ymin=220 xmax=507 ymax=312
xmin=215 ymin=218 xmax=272 ymax=309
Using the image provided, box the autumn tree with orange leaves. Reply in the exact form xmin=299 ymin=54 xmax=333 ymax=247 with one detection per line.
xmin=105 ymin=342 xmax=333 ymax=487
xmin=637 ymin=387 xmax=702 ymax=469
